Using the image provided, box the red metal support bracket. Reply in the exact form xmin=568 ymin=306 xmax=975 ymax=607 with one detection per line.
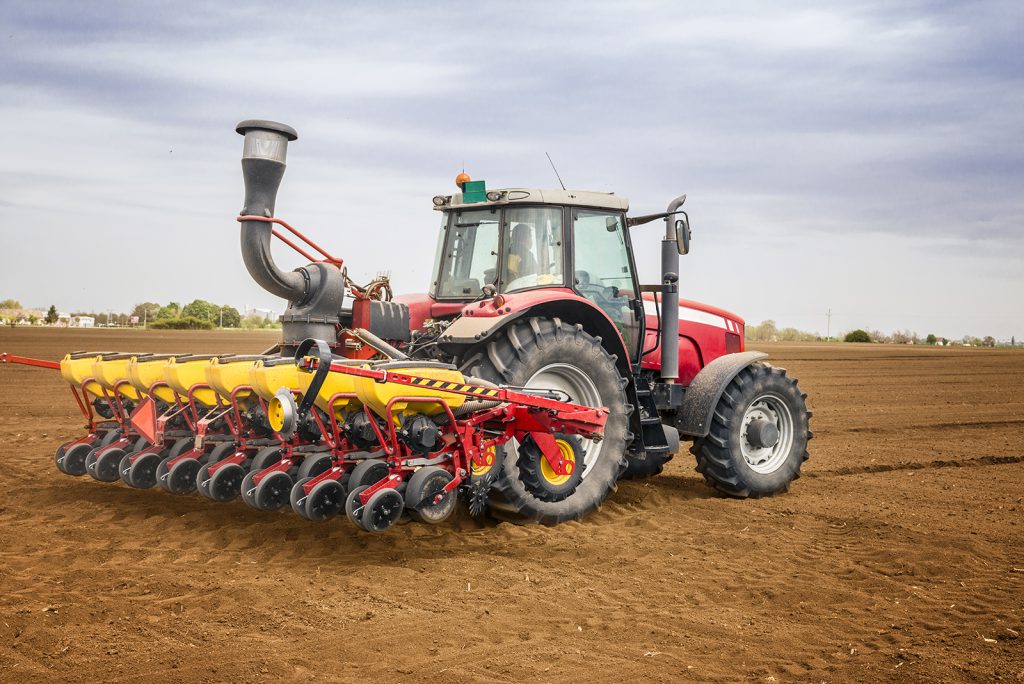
xmin=237 ymin=215 xmax=343 ymax=267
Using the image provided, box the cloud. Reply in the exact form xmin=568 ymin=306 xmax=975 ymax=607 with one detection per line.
xmin=0 ymin=0 xmax=1021 ymax=339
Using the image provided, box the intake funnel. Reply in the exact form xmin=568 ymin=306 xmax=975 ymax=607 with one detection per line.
xmin=236 ymin=119 xmax=305 ymax=301
xmin=236 ymin=120 xmax=346 ymax=350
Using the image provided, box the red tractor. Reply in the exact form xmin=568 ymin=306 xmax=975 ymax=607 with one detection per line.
xmin=235 ymin=120 xmax=811 ymax=524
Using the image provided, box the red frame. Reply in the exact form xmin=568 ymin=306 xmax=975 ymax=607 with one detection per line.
xmin=296 ymin=357 xmax=608 ymax=507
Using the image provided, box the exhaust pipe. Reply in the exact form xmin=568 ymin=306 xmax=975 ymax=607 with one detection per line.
xmin=660 ymin=194 xmax=686 ymax=383
xmin=236 ymin=119 xmax=305 ymax=301
xmin=236 ymin=120 xmax=346 ymax=349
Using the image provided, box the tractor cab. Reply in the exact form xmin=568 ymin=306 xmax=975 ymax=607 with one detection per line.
xmin=430 ymin=185 xmax=643 ymax=359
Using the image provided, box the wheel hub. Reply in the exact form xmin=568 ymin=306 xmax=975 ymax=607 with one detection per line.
xmin=746 ymin=418 xmax=779 ymax=449
xmin=739 ymin=393 xmax=795 ymax=474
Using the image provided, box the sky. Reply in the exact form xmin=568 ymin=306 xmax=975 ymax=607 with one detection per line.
xmin=1 ymin=0 xmax=1021 ymax=340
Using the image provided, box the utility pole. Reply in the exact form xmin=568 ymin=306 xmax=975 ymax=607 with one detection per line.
xmin=219 ymin=307 xmax=223 ymax=328
xmin=826 ymin=308 xmax=832 ymax=340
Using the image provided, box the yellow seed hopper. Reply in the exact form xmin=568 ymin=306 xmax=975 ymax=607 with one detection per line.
xmin=93 ymin=353 xmax=150 ymax=402
xmin=206 ymin=355 xmax=267 ymax=406
xmin=249 ymin=357 xmax=313 ymax=402
xmin=354 ymin=361 xmax=467 ymax=419
xmin=310 ymin=359 xmax=368 ymax=420
xmin=127 ymin=354 xmax=181 ymax=404
xmin=59 ymin=351 xmax=112 ymax=400
xmin=163 ymin=355 xmax=225 ymax=407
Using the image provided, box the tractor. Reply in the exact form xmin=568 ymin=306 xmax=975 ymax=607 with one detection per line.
xmin=1 ymin=119 xmax=811 ymax=530
xmin=234 ymin=119 xmax=812 ymax=525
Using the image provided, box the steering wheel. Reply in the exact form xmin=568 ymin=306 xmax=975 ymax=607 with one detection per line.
xmin=575 ymin=270 xmax=617 ymax=304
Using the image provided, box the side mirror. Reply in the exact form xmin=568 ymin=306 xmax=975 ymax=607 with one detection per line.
xmin=675 ymin=213 xmax=691 ymax=255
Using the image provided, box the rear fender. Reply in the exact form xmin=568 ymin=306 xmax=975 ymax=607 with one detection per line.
xmin=676 ymin=351 xmax=768 ymax=437
xmin=436 ymin=289 xmax=632 ymax=371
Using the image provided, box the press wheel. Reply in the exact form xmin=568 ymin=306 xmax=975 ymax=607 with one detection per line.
xmin=165 ymin=457 xmax=201 ymax=494
xmin=306 ymin=479 xmax=346 ymax=522
xmin=89 ymin=446 xmax=125 ymax=483
xmin=59 ymin=442 xmax=92 ymax=477
xmin=127 ymin=452 xmax=162 ymax=489
xmin=361 ymin=488 xmax=405 ymax=533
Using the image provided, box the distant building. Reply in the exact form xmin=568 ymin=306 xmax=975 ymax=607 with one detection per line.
xmin=71 ymin=316 xmax=95 ymax=328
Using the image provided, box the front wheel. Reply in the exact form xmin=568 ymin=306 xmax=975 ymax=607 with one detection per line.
xmin=691 ymin=363 xmax=811 ymax=497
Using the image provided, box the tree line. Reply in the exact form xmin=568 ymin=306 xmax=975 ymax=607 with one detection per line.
xmin=129 ymin=300 xmax=278 ymax=330
xmin=1 ymin=298 xmax=277 ymax=330
xmin=745 ymin=320 xmax=1012 ymax=347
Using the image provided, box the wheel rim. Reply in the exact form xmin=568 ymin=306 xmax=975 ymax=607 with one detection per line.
xmin=740 ymin=393 xmax=795 ymax=474
xmin=524 ymin=363 xmax=602 ymax=477
xmin=539 ymin=439 xmax=576 ymax=486
xmin=471 ymin=445 xmax=498 ymax=479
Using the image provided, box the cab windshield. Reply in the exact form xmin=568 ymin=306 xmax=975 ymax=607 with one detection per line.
xmin=432 ymin=208 xmax=500 ymax=298
xmin=432 ymin=206 xmax=565 ymax=299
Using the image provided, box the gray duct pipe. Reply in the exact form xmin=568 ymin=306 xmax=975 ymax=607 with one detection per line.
xmin=660 ymin=194 xmax=686 ymax=383
xmin=235 ymin=120 xmax=347 ymax=349
xmin=236 ymin=119 xmax=306 ymax=301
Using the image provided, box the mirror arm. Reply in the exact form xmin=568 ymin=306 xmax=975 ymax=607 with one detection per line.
xmin=626 ymin=208 xmax=687 ymax=228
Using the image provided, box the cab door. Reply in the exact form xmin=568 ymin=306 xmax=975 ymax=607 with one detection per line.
xmin=570 ymin=209 xmax=642 ymax=361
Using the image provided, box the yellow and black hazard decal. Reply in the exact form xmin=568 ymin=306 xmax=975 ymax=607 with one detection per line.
xmin=407 ymin=376 xmax=501 ymax=398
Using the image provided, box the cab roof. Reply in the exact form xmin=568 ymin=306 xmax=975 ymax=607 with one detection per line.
xmin=439 ymin=188 xmax=629 ymax=212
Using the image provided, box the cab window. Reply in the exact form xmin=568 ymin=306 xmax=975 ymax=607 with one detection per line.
xmin=500 ymin=206 xmax=564 ymax=292
xmin=433 ymin=208 xmax=500 ymax=298
xmin=572 ymin=210 xmax=639 ymax=352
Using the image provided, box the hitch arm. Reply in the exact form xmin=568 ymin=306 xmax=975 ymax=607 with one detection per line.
xmin=0 ymin=353 xmax=61 ymax=370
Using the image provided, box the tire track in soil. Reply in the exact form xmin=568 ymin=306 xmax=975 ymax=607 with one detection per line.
xmin=806 ymin=453 xmax=1024 ymax=478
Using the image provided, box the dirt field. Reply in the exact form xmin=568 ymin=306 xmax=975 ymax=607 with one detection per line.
xmin=0 ymin=328 xmax=1021 ymax=683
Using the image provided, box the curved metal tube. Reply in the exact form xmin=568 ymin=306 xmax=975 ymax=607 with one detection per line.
xmin=236 ymin=120 xmax=306 ymax=302
xmin=240 ymin=217 xmax=307 ymax=301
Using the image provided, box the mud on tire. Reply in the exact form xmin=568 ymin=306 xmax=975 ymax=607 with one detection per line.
xmin=460 ymin=317 xmax=629 ymax=525
xmin=691 ymin=362 xmax=811 ymax=497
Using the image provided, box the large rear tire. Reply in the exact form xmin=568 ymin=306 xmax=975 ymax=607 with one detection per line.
xmin=690 ymin=362 xmax=811 ymax=497
xmin=460 ymin=317 xmax=629 ymax=525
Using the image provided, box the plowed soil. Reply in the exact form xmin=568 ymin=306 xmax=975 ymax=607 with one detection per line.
xmin=0 ymin=328 xmax=1022 ymax=683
